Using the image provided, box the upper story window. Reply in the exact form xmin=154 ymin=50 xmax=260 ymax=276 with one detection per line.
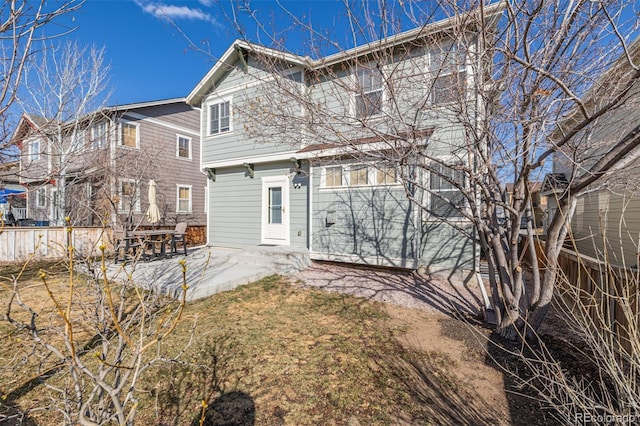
xmin=176 ymin=135 xmax=191 ymax=159
xmin=120 ymin=122 xmax=139 ymax=148
xmin=355 ymin=65 xmax=383 ymax=119
xmin=208 ymin=98 xmax=231 ymax=136
xmin=429 ymin=163 xmax=465 ymax=218
xmin=71 ymin=129 xmax=85 ymax=150
xmin=430 ymin=44 xmax=467 ymax=105
xmin=91 ymin=122 xmax=107 ymax=149
xmin=29 ymin=140 xmax=41 ymax=161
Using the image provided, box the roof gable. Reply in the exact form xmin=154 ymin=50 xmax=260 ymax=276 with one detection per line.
xmin=186 ymin=2 xmax=506 ymax=107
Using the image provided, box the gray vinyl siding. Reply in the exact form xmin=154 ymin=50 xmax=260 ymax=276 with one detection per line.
xmin=20 ymin=136 xmax=50 ymax=182
xmin=201 ymin=60 xmax=305 ymax=163
xmin=571 ymin=191 xmax=640 ymax=267
xmin=311 ymin=164 xmax=475 ymax=270
xmin=208 ymin=161 xmax=308 ymax=248
xmin=310 ymin=163 xmax=418 ymax=267
xmin=419 ymin=220 xmax=475 ymax=271
xmin=113 ymin=104 xmax=205 ymax=227
xmin=137 ymin=110 xmax=205 ymax=227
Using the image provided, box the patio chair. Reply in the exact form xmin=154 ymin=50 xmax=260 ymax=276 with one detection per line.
xmin=171 ymin=222 xmax=188 ymax=256
xmin=113 ymin=224 xmax=142 ymax=263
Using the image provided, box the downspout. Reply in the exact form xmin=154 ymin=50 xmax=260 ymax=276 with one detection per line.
xmin=308 ymin=164 xmax=313 ymax=253
xmin=473 ymin=27 xmax=493 ymax=313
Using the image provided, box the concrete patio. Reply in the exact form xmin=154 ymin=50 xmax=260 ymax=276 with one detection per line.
xmin=102 ymin=245 xmax=311 ymax=301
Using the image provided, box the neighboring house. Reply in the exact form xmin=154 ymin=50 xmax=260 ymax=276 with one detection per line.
xmin=12 ymin=98 xmax=206 ymax=230
xmin=0 ymin=161 xmax=27 ymax=220
xmin=505 ymin=182 xmax=547 ymax=228
xmin=187 ymin=6 xmax=502 ymax=271
xmin=546 ymin=39 xmax=640 ymax=267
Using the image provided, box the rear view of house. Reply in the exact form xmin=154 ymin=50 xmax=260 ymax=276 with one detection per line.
xmin=188 ymin=5 xmax=503 ymax=272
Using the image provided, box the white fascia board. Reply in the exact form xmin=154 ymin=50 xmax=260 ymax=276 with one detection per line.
xmin=187 ymin=42 xmax=240 ymax=106
xmin=234 ymin=40 xmax=309 ymax=67
xmin=296 ymin=141 xmax=416 ymax=159
xmin=187 ymin=40 xmax=309 ymax=107
xmin=122 ymin=112 xmax=200 ymax=137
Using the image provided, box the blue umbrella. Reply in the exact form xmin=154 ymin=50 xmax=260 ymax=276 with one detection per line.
xmin=0 ymin=188 xmax=26 ymax=204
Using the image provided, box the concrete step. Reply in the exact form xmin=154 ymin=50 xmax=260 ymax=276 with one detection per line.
xmin=228 ymin=245 xmax=310 ymax=275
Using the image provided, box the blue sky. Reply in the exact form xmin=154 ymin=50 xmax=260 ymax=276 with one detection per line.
xmin=67 ymin=0 xmax=237 ymax=105
xmin=55 ymin=0 xmax=437 ymax=105
xmin=61 ymin=0 xmax=356 ymax=105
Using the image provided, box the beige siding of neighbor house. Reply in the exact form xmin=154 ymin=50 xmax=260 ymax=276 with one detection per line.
xmin=570 ymin=191 xmax=640 ymax=267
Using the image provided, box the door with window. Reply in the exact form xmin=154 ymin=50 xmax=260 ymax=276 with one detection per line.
xmin=261 ymin=176 xmax=290 ymax=245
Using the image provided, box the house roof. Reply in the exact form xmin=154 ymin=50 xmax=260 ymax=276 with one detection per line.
xmin=541 ymin=173 xmax=569 ymax=195
xmin=105 ymin=97 xmax=187 ymax=112
xmin=505 ymin=181 xmax=543 ymax=193
xmin=10 ymin=113 xmax=55 ymax=147
xmin=186 ymin=1 xmax=506 ymax=106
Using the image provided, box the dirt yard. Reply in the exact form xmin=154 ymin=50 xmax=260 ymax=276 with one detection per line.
xmin=0 ymin=260 xmax=561 ymax=425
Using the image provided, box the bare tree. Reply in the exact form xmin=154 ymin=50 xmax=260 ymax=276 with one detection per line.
xmin=200 ymin=0 xmax=640 ymax=339
xmin=2 ymin=236 xmax=189 ymax=424
xmin=0 ymin=0 xmax=84 ymax=166
xmin=17 ymin=40 xmax=112 ymax=226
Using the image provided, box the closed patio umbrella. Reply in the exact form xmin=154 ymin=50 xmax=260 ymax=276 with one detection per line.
xmin=145 ymin=179 xmax=161 ymax=225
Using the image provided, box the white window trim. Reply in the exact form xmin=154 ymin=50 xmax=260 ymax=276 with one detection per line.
xmin=206 ymin=95 xmax=233 ymax=137
xmin=30 ymin=140 xmax=41 ymax=161
xmin=176 ymin=134 xmax=192 ymax=160
xmin=320 ymin=165 xmax=344 ymax=188
xmin=428 ymin=43 xmax=469 ymax=106
xmin=176 ymin=184 xmax=192 ymax=213
xmin=320 ymin=163 xmax=401 ymax=190
xmin=90 ymin=122 xmax=108 ymax=150
xmin=118 ymin=178 xmax=140 ymax=213
xmin=260 ymin=175 xmax=290 ymax=245
xmin=36 ymin=187 xmax=46 ymax=208
xmin=118 ymin=120 xmax=140 ymax=149
xmin=426 ymin=160 xmax=469 ymax=221
xmin=352 ymin=64 xmax=386 ymax=120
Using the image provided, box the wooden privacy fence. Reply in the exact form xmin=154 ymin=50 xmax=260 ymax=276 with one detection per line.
xmin=521 ymin=238 xmax=638 ymax=356
xmin=0 ymin=226 xmax=110 ymax=263
xmin=0 ymin=225 xmax=207 ymax=264
xmin=555 ymin=247 xmax=638 ymax=356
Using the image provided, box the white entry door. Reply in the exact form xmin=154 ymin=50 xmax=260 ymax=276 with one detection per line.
xmin=261 ymin=176 xmax=290 ymax=245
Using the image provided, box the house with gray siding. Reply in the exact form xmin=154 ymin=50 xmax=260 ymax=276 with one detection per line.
xmin=546 ymin=39 xmax=640 ymax=267
xmin=14 ymin=98 xmax=206 ymax=230
xmin=188 ymin=7 xmax=502 ymax=271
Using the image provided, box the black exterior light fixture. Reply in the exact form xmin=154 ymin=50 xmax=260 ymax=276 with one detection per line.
xmin=290 ymin=157 xmax=302 ymax=174
xmin=243 ymin=163 xmax=254 ymax=178
xmin=205 ymin=167 xmax=216 ymax=182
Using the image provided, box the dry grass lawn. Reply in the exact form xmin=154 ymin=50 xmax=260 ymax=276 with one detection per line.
xmin=0 ymin=260 xmax=534 ymax=425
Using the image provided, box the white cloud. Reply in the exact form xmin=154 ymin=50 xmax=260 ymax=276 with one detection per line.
xmin=198 ymin=0 xmax=214 ymax=6
xmin=136 ymin=1 xmax=216 ymax=24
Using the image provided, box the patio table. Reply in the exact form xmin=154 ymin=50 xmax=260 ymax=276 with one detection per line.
xmin=131 ymin=229 xmax=177 ymax=259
